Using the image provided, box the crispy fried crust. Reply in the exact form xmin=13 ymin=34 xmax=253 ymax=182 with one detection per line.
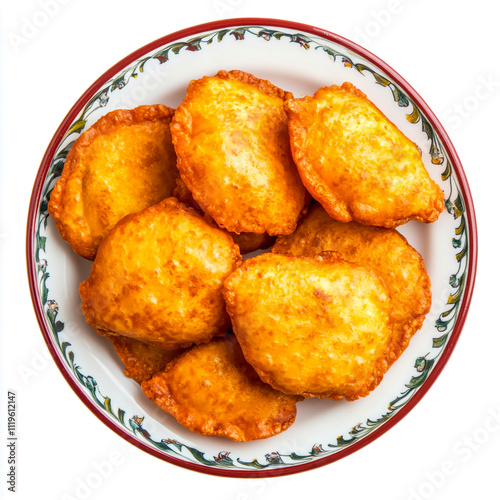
xmin=48 ymin=105 xmax=178 ymax=260
xmin=79 ymin=197 xmax=241 ymax=350
xmin=104 ymin=334 xmax=184 ymax=384
xmin=170 ymin=70 xmax=309 ymax=235
xmin=223 ymin=252 xmax=394 ymax=401
xmin=141 ymin=336 xmax=302 ymax=441
xmin=285 ymin=82 xmax=444 ymax=228
xmin=272 ymin=203 xmax=432 ymax=361
xmin=174 ymin=175 xmax=276 ymax=254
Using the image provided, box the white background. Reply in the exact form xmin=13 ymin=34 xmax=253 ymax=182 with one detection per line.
xmin=1 ymin=1 xmax=499 ymax=499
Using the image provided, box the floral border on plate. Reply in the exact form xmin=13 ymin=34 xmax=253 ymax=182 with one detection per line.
xmin=33 ymin=25 xmax=470 ymax=471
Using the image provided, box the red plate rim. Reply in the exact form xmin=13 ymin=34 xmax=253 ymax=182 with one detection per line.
xmin=25 ymin=17 xmax=478 ymax=478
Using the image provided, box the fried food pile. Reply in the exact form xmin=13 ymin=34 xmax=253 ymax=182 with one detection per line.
xmin=50 ymin=70 xmax=442 ymax=441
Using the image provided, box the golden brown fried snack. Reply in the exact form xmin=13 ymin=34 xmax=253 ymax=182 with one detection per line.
xmin=105 ymin=334 xmax=184 ymax=384
xmin=174 ymin=175 xmax=275 ymax=254
xmin=141 ymin=336 xmax=302 ymax=441
xmin=171 ymin=70 xmax=309 ymax=235
xmin=223 ymin=252 xmax=394 ymax=401
xmin=48 ymin=105 xmax=178 ymax=260
xmin=79 ymin=197 xmax=241 ymax=350
xmin=285 ymin=82 xmax=444 ymax=228
xmin=272 ymin=203 xmax=432 ymax=361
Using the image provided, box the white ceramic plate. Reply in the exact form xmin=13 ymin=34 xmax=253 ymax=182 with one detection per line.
xmin=27 ymin=18 xmax=477 ymax=477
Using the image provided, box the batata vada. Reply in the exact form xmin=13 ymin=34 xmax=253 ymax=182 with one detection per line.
xmin=285 ymin=82 xmax=444 ymax=228
xmin=141 ymin=336 xmax=302 ymax=441
xmin=223 ymin=252 xmax=395 ymax=401
xmin=170 ymin=70 xmax=309 ymax=235
xmin=79 ymin=197 xmax=241 ymax=350
xmin=48 ymin=104 xmax=178 ymax=260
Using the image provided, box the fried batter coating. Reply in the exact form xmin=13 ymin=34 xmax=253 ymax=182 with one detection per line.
xmin=48 ymin=105 xmax=178 ymax=260
xmin=223 ymin=253 xmax=394 ymax=401
xmin=170 ymin=70 xmax=309 ymax=235
xmin=79 ymin=197 xmax=241 ymax=350
xmin=285 ymin=82 xmax=444 ymax=228
xmin=174 ymin=175 xmax=275 ymax=254
xmin=105 ymin=334 xmax=184 ymax=384
xmin=272 ymin=203 xmax=431 ymax=361
xmin=141 ymin=336 xmax=302 ymax=441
